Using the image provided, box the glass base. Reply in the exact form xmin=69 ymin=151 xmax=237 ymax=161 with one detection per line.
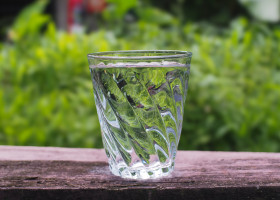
xmin=108 ymin=160 xmax=174 ymax=179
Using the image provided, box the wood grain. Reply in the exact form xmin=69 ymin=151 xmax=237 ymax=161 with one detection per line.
xmin=0 ymin=146 xmax=280 ymax=200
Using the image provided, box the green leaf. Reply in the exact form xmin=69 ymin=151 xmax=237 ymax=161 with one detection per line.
xmin=137 ymin=7 xmax=177 ymax=25
xmin=104 ymin=0 xmax=137 ymax=20
xmin=8 ymin=0 xmax=50 ymax=41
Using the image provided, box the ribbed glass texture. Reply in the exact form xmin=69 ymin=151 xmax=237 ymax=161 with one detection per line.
xmin=88 ymin=50 xmax=192 ymax=179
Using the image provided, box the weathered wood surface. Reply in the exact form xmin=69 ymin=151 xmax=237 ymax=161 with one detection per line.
xmin=0 ymin=146 xmax=279 ymax=200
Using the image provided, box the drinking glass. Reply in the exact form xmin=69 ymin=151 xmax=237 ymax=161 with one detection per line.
xmin=87 ymin=50 xmax=192 ymax=179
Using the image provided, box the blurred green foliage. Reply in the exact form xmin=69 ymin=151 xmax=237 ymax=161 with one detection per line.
xmin=149 ymin=0 xmax=250 ymax=25
xmin=0 ymin=0 xmax=280 ymax=151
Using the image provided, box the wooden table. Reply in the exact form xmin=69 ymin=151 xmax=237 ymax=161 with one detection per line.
xmin=0 ymin=146 xmax=279 ymax=200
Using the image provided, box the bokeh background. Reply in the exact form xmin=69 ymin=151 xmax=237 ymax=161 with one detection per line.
xmin=0 ymin=0 xmax=280 ymax=151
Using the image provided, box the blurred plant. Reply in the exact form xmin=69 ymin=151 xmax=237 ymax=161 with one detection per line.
xmin=8 ymin=0 xmax=50 ymax=42
xmin=148 ymin=0 xmax=250 ymax=25
xmin=0 ymin=1 xmax=280 ymax=152
xmin=239 ymin=0 xmax=280 ymax=22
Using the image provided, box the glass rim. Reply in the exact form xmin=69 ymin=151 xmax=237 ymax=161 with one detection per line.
xmin=87 ymin=50 xmax=192 ymax=60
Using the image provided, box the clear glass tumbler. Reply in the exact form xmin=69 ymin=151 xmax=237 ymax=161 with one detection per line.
xmin=87 ymin=50 xmax=192 ymax=179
